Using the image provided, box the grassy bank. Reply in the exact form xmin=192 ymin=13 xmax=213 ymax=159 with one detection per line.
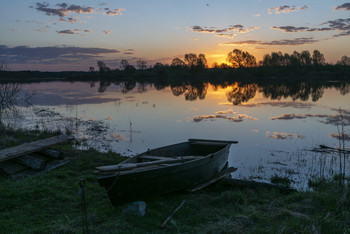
xmin=1 ymin=126 xmax=350 ymax=233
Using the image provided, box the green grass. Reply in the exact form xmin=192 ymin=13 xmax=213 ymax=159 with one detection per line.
xmin=1 ymin=125 xmax=350 ymax=233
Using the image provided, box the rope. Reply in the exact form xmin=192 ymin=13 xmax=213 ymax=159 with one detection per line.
xmin=107 ymin=172 xmax=120 ymax=193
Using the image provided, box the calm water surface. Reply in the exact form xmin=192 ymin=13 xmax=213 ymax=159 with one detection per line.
xmin=4 ymin=80 xmax=350 ymax=189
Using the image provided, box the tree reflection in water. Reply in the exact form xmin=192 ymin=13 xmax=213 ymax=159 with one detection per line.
xmin=89 ymin=79 xmax=350 ymax=105
xmin=226 ymin=83 xmax=258 ymax=105
xmin=171 ymin=83 xmax=208 ymax=101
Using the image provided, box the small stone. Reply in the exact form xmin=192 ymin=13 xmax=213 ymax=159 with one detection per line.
xmin=122 ymin=201 xmax=146 ymax=216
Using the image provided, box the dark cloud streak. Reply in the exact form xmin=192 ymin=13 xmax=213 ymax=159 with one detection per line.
xmin=268 ymin=5 xmax=307 ymax=14
xmin=334 ymin=3 xmax=350 ymax=11
xmin=272 ymin=18 xmax=350 ymax=38
xmin=33 ymin=2 xmax=94 ymax=17
xmin=222 ymin=37 xmax=317 ymax=46
xmin=0 ymin=45 xmax=120 ymax=65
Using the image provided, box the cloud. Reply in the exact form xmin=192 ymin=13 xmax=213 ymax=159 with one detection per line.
xmin=239 ymin=101 xmax=314 ymax=109
xmin=269 ymin=113 xmax=350 ymax=126
xmin=266 ymin=132 xmax=304 ymax=140
xmin=215 ymin=109 xmax=236 ymax=115
xmin=272 ymin=18 xmax=350 ymax=38
xmin=192 ymin=25 xmax=259 ymax=34
xmin=216 ymin=34 xmax=236 ymax=38
xmin=56 ymin=29 xmax=91 ymax=35
xmin=334 ymin=3 xmax=350 ymax=11
xmin=329 ymin=133 xmax=350 ymax=141
xmin=31 ymin=3 xmax=125 ymax=27
xmin=28 ymin=93 xmax=121 ymax=106
xmin=32 ymin=2 xmax=94 ymax=17
xmin=192 ymin=25 xmax=259 ymax=39
xmin=57 ymin=29 xmax=75 ymax=34
xmin=192 ymin=112 xmax=258 ymax=123
xmin=104 ymin=8 xmax=125 ymax=15
xmin=102 ymin=30 xmax=111 ymax=34
xmin=221 ymin=37 xmax=318 ymax=46
xmin=268 ymin=5 xmax=308 ymax=14
xmin=0 ymin=45 xmax=120 ymax=65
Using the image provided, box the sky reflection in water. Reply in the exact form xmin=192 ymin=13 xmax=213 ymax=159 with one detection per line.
xmin=6 ymin=80 xmax=350 ymax=189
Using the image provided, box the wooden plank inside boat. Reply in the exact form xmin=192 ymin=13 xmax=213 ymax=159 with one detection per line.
xmin=96 ymin=156 xmax=200 ymax=172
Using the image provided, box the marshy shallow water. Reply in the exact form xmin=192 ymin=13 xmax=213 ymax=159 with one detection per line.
xmin=2 ymin=79 xmax=350 ymax=189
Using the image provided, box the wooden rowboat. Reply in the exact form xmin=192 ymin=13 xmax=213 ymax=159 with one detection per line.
xmin=96 ymin=139 xmax=237 ymax=205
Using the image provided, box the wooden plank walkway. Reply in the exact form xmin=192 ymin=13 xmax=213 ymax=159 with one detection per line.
xmin=0 ymin=135 xmax=74 ymax=162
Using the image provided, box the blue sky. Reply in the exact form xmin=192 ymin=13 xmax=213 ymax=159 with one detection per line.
xmin=1 ymin=0 xmax=350 ymax=71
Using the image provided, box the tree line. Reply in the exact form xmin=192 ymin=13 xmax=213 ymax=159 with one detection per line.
xmin=93 ymin=49 xmax=350 ymax=73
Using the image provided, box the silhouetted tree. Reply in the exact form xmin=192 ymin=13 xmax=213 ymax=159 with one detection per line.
xmin=290 ymin=51 xmax=302 ymax=66
xmin=197 ymin=54 xmax=208 ymax=69
xmin=262 ymin=52 xmax=287 ymax=67
xmin=120 ymin=59 xmax=129 ymax=70
xmin=97 ymin=61 xmax=110 ymax=72
xmin=136 ymin=59 xmax=147 ymax=70
xmin=184 ymin=53 xmax=198 ymax=69
xmin=124 ymin=65 xmax=136 ymax=73
xmin=212 ymin=62 xmax=231 ymax=68
xmin=337 ymin=56 xmax=350 ymax=66
xmin=89 ymin=67 xmax=95 ymax=72
xmin=153 ymin=62 xmax=164 ymax=70
xmin=312 ymin=50 xmax=325 ymax=66
xmin=300 ymin=50 xmax=312 ymax=66
xmin=171 ymin=58 xmax=186 ymax=68
xmin=226 ymin=49 xmax=256 ymax=68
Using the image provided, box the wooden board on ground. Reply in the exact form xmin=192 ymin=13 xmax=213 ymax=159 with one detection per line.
xmin=0 ymin=161 xmax=27 ymax=175
xmin=0 ymin=135 xmax=73 ymax=162
xmin=11 ymin=159 xmax=70 ymax=179
xmin=14 ymin=153 xmax=47 ymax=170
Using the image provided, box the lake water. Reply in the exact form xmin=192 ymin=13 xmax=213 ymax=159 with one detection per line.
xmin=2 ymin=79 xmax=350 ymax=189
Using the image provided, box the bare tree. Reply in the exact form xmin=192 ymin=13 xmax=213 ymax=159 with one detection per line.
xmin=0 ymin=60 xmax=9 ymax=71
xmin=0 ymin=82 xmax=21 ymax=109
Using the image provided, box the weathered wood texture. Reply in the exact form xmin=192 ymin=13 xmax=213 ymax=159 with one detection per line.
xmin=0 ymin=135 xmax=73 ymax=162
xmin=188 ymin=138 xmax=238 ymax=146
xmin=11 ymin=159 xmax=70 ymax=179
xmin=96 ymin=156 xmax=200 ymax=172
xmin=39 ymin=149 xmax=64 ymax=159
xmin=0 ymin=161 xmax=27 ymax=175
xmin=14 ymin=153 xmax=47 ymax=170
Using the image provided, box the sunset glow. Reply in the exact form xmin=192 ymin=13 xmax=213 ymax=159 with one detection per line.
xmin=1 ymin=1 xmax=350 ymax=71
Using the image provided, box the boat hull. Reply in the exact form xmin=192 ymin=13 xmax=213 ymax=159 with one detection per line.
xmin=97 ymin=140 xmax=231 ymax=205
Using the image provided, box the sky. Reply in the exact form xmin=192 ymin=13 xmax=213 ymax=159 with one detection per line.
xmin=0 ymin=0 xmax=350 ymax=71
